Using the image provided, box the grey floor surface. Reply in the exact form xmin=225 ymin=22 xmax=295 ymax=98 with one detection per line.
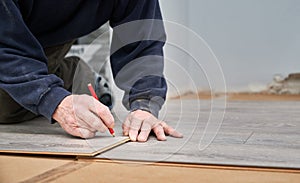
xmin=99 ymin=99 xmax=300 ymax=169
xmin=0 ymin=118 xmax=128 ymax=156
xmin=0 ymin=99 xmax=299 ymax=168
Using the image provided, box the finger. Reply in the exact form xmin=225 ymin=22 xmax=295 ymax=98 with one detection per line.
xmin=73 ymin=110 xmax=98 ymax=132
xmin=137 ymin=120 xmax=152 ymax=142
xmin=64 ymin=125 xmax=96 ymax=139
xmin=78 ymin=109 xmax=107 ymax=133
xmin=76 ymin=127 xmax=96 ymax=139
xmin=160 ymin=121 xmax=183 ymax=138
xmin=122 ymin=115 xmax=130 ymax=136
xmin=153 ymin=124 xmax=166 ymax=141
xmin=90 ymin=98 xmax=115 ymax=128
xmin=129 ymin=116 xmax=143 ymax=142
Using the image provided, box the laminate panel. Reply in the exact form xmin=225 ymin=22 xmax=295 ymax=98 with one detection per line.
xmin=97 ymin=99 xmax=300 ymax=169
xmin=0 ymin=117 xmax=130 ymax=156
xmin=1 ymin=99 xmax=299 ymax=168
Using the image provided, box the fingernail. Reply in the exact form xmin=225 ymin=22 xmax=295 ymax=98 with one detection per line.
xmin=110 ymin=123 xmax=115 ymax=129
xmin=130 ymin=137 xmax=136 ymax=142
xmin=129 ymin=134 xmax=137 ymax=142
xmin=176 ymin=132 xmax=184 ymax=138
xmin=138 ymin=136 xmax=147 ymax=142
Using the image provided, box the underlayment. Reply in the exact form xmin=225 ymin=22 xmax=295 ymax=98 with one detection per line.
xmin=0 ymin=99 xmax=299 ymax=169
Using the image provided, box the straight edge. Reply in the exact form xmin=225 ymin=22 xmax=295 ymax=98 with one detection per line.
xmin=89 ymin=137 xmax=131 ymax=157
xmin=0 ymin=137 xmax=131 ymax=157
xmin=77 ymin=158 xmax=300 ymax=174
xmin=0 ymin=150 xmax=92 ymax=157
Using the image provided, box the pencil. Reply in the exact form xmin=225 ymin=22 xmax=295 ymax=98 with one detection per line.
xmin=87 ymin=83 xmax=115 ymax=137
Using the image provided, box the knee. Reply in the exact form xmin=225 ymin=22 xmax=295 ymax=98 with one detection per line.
xmin=0 ymin=110 xmax=37 ymax=124
xmin=0 ymin=89 xmax=37 ymax=123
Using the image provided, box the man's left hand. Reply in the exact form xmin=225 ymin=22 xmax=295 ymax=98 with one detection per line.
xmin=122 ymin=110 xmax=183 ymax=142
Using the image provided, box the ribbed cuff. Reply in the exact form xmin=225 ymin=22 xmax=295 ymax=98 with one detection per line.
xmin=130 ymin=99 xmax=161 ymax=118
xmin=37 ymin=87 xmax=71 ymax=121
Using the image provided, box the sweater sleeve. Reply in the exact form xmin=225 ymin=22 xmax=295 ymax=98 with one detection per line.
xmin=0 ymin=0 xmax=70 ymax=120
xmin=109 ymin=0 xmax=167 ymax=117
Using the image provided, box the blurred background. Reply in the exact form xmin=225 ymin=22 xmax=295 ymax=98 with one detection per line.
xmin=160 ymin=0 xmax=299 ymax=94
xmin=69 ymin=0 xmax=300 ymax=100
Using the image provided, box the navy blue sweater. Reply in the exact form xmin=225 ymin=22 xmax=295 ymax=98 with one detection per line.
xmin=0 ymin=0 xmax=167 ymax=120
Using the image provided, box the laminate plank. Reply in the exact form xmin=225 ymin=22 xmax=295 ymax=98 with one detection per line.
xmin=0 ymin=117 xmax=130 ymax=156
xmin=1 ymin=99 xmax=299 ymax=168
xmin=96 ymin=99 xmax=300 ymax=169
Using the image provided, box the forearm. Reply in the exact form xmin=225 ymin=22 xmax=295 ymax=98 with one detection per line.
xmin=0 ymin=0 xmax=70 ymax=120
xmin=110 ymin=0 xmax=167 ymax=117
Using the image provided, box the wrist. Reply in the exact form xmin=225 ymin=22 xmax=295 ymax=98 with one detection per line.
xmin=38 ymin=87 xmax=71 ymax=121
xmin=52 ymin=95 xmax=72 ymax=124
xmin=130 ymin=98 xmax=163 ymax=118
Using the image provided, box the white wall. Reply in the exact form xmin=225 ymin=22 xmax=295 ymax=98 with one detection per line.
xmin=160 ymin=0 xmax=300 ymax=93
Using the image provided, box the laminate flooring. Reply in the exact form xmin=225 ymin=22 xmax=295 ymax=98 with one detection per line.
xmin=0 ymin=99 xmax=299 ymax=169
xmin=0 ymin=117 xmax=129 ymax=156
xmin=97 ymin=99 xmax=300 ymax=169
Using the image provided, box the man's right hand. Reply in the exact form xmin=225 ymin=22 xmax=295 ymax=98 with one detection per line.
xmin=52 ymin=95 xmax=115 ymax=138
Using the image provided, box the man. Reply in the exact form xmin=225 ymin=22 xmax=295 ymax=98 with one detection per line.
xmin=0 ymin=0 xmax=182 ymax=142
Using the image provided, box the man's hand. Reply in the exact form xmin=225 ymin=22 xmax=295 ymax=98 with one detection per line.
xmin=53 ymin=95 xmax=114 ymax=138
xmin=123 ymin=110 xmax=183 ymax=142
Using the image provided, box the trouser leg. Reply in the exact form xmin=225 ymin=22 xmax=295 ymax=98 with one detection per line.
xmin=46 ymin=40 xmax=102 ymax=96
xmin=0 ymin=41 xmax=78 ymax=123
xmin=0 ymin=89 xmax=37 ymax=123
xmin=70 ymin=57 xmax=113 ymax=109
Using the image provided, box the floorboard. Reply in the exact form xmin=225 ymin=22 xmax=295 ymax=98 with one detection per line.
xmin=96 ymin=99 xmax=300 ymax=169
xmin=0 ymin=117 xmax=130 ymax=156
xmin=0 ymin=99 xmax=299 ymax=169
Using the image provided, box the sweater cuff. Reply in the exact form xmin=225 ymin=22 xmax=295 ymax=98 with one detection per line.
xmin=130 ymin=99 xmax=161 ymax=118
xmin=37 ymin=87 xmax=71 ymax=121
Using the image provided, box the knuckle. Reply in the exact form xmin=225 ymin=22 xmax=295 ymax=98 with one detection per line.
xmin=65 ymin=116 xmax=76 ymax=126
xmin=129 ymin=124 xmax=140 ymax=131
xmin=81 ymin=94 xmax=89 ymax=98
xmin=122 ymin=122 xmax=130 ymax=129
xmin=98 ymin=106 xmax=109 ymax=115
xmin=90 ymin=118 xmax=100 ymax=126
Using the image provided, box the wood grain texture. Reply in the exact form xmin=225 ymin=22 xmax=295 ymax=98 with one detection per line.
xmin=0 ymin=117 xmax=130 ymax=156
xmin=0 ymin=155 xmax=71 ymax=183
xmin=52 ymin=160 xmax=300 ymax=183
xmin=2 ymin=156 xmax=299 ymax=183
xmin=1 ymin=99 xmax=299 ymax=169
xmin=96 ymin=99 xmax=300 ymax=169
